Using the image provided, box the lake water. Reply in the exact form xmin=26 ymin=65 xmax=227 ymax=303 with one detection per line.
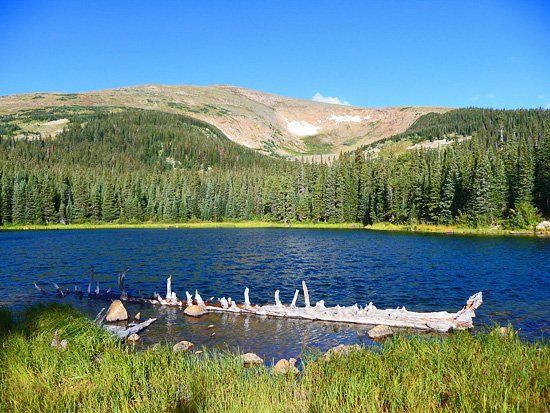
xmin=0 ymin=228 xmax=548 ymax=361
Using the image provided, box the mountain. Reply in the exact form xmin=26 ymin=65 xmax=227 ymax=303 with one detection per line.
xmin=0 ymin=84 xmax=448 ymax=157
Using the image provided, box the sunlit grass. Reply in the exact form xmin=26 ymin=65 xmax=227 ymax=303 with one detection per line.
xmin=0 ymin=220 xmax=363 ymax=231
xmin=366 ymin=222 xmax=536 ymax=237
xmin=1 ymin=220 xmax=541 ymax=238
xmin=0 ymin=304 xmax=548 ymax=412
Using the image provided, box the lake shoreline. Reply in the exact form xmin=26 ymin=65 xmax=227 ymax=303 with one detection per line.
xmin=0 ymin=220 xmax=544 ymax=237
xmin=366 ymin=222 xmax=543 ymax=237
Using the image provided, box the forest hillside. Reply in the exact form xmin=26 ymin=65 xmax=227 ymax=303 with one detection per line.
xmin=0 ymin=106 xmax=548 ymax=228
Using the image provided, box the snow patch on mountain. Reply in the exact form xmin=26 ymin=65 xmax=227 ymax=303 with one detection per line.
xmin=286 ymin=119 xmax=320 ymax=136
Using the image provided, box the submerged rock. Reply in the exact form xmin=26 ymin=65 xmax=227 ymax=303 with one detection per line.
xmin=368 ymin=325 xmax=394 ymax=339
xmin=273 ymin=358 xmax=298 ymax=375
xmin=239 ymin=352 xmax=263 ymax=367
xmin=324 ymin=344 xmax=361 ymax=361
xmin=127 ymin=333 xmax=140 ymax=342
xmin=184 ymin=304 xmax=206 ymax=317
xmin=173 ymin=340 xmax=195 ymax=353
xmin=105 ymin=300 xmax=128 ymax=322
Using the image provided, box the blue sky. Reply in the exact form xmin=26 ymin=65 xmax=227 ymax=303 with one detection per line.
xmin=1 ymin=0 xmax=549 ymax=108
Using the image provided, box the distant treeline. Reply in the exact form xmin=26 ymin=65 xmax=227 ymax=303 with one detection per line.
xmin=0 ymin=107 xmax=548 ymax=228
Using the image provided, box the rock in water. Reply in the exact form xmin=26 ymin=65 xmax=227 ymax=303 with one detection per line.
xmin=134 ymin=312 xmax=141 ymax=321
xmin=127 ymin=333 xmax=140 ymax=342
xmin=173 ymin=340 xmax=194 ymax=353
xmin=368 ymin=325 xmax=394 ymax=339
xmin=239 ymin=352 xmax=263 ymax=367
xmin=184 ymin=304 xmax=206 ymax=317
xmin=105 ymin=300 xmax=128 ymax=322
xmin=273 ymin=358 xmax=298 ymax=374
xmin=324 ymin=344 xmax=361 ymax=361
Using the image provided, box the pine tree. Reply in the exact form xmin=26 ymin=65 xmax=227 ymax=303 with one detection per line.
xmin=535 ymin=129 xmax=550 ymax=215
xmin=12 ymin=178 xmax=26 ymax=224
xmin=102 ymin=184 xmax=119 ymax=222
xmin=438 ymin=155 xmax=457 ymax=225
xmin=468 ymin=154 xmax=491 ymax=227
xmin=514 ymin=141 xmax=535 ymax=206
xmin=312 ymin=170 xmax=325 ymax=222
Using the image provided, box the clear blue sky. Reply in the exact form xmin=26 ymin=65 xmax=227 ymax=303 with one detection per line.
xmin=1 ymin=0 xmax=549 ymax=108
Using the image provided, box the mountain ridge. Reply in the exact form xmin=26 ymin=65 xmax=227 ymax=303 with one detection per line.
xmin=0 ymin=84 xmax=450 ymax=157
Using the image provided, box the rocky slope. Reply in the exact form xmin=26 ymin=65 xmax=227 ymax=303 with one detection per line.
xmin=0 ymin=84 xmax=449 ymax=157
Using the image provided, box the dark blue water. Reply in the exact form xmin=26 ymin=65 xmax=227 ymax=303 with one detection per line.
xmin=0 ymin=228 xmax=548 ymax=360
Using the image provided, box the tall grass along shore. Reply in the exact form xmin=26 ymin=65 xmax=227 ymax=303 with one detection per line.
xmin=0 ymin=305 xmax=547 ymax=412
xmin=0 ymin=220 xmax=545 ymax=237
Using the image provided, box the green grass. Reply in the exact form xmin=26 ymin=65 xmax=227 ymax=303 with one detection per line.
xmin=0 ymin=305 xmax=548 ymax=412
xmin=301 ymin=135 xmax=334 ymax=154
xmin=366 ymin=222 xmax=538 ymax=237
xmin=0 ymin=220 xmax=364 ymax=231
xmin=1 ymin=220 xmax=543 ymax=238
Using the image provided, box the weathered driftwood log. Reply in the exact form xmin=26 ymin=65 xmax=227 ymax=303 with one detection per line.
xmin=208 ymin=283 xmax=483 ymax=332
xmin=141 ymin=277 xmax=482 ymax=332
xmin=42 ymin=272 xmax=483 ymax=333
xmin=102 ymin=318 xmax=158 ymax=339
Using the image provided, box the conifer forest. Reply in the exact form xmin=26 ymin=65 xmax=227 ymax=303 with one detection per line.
xmin=1 ymin=107 xmax=549 ymax=228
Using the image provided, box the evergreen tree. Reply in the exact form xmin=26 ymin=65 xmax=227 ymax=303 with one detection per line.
xmin=535 ymin=129 xmax=550 ymax=215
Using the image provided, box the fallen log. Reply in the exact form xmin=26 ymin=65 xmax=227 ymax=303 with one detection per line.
xmin=102 ymin=318 xmax=158 ymax=339
xmin=207 ymin=287 xmax=483 ymax=332
xmin=41 ymin=272 xmax=483 ymax=333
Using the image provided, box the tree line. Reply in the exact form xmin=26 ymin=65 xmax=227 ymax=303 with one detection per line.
xmin=0 ymin=107 xmax=548 ymax=227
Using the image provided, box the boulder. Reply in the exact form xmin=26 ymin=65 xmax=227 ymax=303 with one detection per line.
xmin=324 ymin=344 xmax=361 ymax=361
xmin=184 ymin=304 xmax=206 ymax=317
xmin=134 ymin=312 xmax=141 ymax=321
xmin=105 ymin=300 xmax=128 ymax=322
xmin=498 ymin=326 xmax=515 ymax=338
xmin=273 ymin=358 xmax=298 ymax=375
xmin=127 ymin=333 xmax=140 ymax=342
xmin=173 ymin=340 xmax=194 ymax=353
xmin=368 ymin=325 xmax=394 ymax=339
xmin=239 ymin=352 xmax=263 ymax=367
xmin=535 ymin=221 xmax=550 ymax=233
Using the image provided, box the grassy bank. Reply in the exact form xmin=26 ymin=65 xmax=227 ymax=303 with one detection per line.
xmin=0 ymin=305 xmax=548 ymax=412
xmin=0 ymin=220 xmax=544 ymax=238
xmin=366 ymin=222 xmax=539 ymax=237
xmin=0 ymin=221 xmax=363 ymax=231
